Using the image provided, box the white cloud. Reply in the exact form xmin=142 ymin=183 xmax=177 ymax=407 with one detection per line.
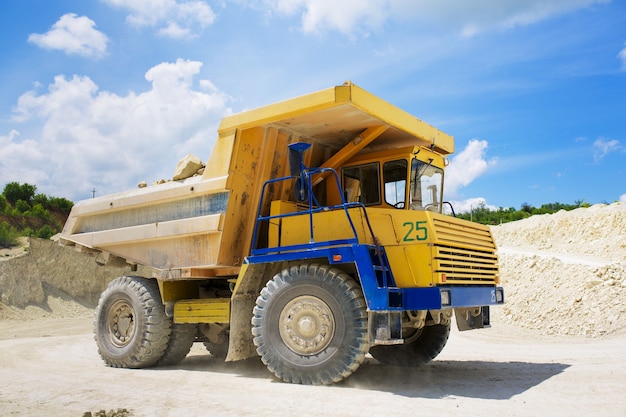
xmin=390 ymin=0 xmax=610 ymax=37
xmin=443 ymin=139 xmax=497 ymax=214
xmin=261 ymin=0 xmax=386 ymax=36
xmin=3 ymin=59 xmax=231 ymax=200
xmin=103 ymin=0 xmax=216 ymax=38
xmin=445 ymin=139 xmax=495 ymax=199
xmin=620 ymin=193 xmax=626 ymax=203
xmin=159 ymin=22 xmax=191 ymax=38
xmin=28 ymin=13 xmax=109 ymax=58
xmin=267 ymin=0 xmax=388 ymax=36
xmin=258 ymin=0 xmax=608 ymax=37
xmin=618 ymin=42 xmax=626 ymax=70
xmin=593 ymin=137 xmax=621 ymax=162
xmin=0 ymin=129 xmax=51 ymax=188
xmin=447 ymin=197 xmax=497 ymax=215
xmin=0 ymin=129 xmax=20 ymax=145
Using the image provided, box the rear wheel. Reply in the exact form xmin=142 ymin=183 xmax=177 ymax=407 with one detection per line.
xmin=369 ymin=323 xmax=451 ymax=367
xmin=94 ymin=276 xmax=170 ymax=368
xmin=156 ymin=323 xmax=196 ymax=366
xmin=252 ymin=264 xmax=368 ymax=385
xmin=202 ymin=339 xmax=229 ymax=358
xmin=198 ymin=323 xmax=229 ymax=359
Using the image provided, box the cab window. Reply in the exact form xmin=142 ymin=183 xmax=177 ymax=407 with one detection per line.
xmin=383 ymin=159 xmax=407 ymax=208
xmin=342 ymin=163 xmax=380 ymax=205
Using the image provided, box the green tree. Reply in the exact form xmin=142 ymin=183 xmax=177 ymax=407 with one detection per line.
xmin=2 ymin=182 xmax=36 ymax=204
xmin=15 ymin=199 xmax=31 ymax=214
xmin=4 ymin=206 xmax=19 ymax=216
xmin=0 ymin=221 xmax=19 ymax=248
xmin=520 ymin=202 xmax=534 ymax=214
xmin=48 ymin=196 xmax=73 ymax=213
xmin=27 ymin=203 xmax=50 ymax=220
xmin=35 ymin=225 xmax=56 ymax=239
xmin=33 ymin=193 xmax=49 ymax=207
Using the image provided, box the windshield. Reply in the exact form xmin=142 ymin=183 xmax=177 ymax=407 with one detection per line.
xmin=410 ymin=159 xmax=444 ymax=212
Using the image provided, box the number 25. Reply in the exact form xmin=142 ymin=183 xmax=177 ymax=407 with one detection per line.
xmin=403 ymin=221 xmax=428 ymax=242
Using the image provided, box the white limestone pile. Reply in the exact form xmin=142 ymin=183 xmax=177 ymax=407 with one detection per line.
xmin=491 ymin=203 xmax=626 ymax=337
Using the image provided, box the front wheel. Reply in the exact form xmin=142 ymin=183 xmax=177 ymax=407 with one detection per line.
xmin=369 ymin=323 xmax=451 ymax=367
xmin=252 ymin=264 xmax=369 ymax=385
xmin=94 ymin=276 xmax=171 ymax=368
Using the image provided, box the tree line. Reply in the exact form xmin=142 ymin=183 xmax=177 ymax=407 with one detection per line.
xmin=0 ymin=182 xmax=74 ymax=248
xmin=455 ymin=200 xmax=590 ymax=225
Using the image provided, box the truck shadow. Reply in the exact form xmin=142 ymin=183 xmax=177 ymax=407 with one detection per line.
xmin=174 ymin=354 xmax=569 ymax=400
xmin=341 ymin=358 xmax=570 ymax=399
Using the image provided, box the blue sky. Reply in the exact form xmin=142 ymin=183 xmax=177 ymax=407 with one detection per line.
xmin=1 ymin=0 xmax=625 ymax=212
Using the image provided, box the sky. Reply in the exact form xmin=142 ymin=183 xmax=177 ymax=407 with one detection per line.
xmin=1 ymin=0 xmax=625 ymax=212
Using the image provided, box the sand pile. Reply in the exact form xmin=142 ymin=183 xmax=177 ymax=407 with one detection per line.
xmin=491 ymin=202 xmax=626 ymax=337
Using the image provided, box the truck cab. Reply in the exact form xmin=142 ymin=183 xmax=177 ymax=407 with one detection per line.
xmin=336 ymin=146 xmax=445 ymax=213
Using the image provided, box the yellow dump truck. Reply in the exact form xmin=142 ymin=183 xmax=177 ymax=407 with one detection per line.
xmin=59 ymin=82 xmax=503 ymax=385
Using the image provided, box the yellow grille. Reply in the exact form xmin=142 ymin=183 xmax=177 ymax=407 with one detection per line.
xmin=432 ymin=217 xmax=499 ymax=283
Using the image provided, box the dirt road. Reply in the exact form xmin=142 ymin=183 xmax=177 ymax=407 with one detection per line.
xmin=1 ymin=318 xmax=624 ymax=417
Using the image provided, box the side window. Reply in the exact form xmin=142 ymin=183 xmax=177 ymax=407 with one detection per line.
xmin=342 ymin=163 xmax=380 ymax=205
xmin=383 ymin=159 xmax=408 ymax=208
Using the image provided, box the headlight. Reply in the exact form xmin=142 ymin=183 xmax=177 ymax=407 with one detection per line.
xmin=440 ymin=290 xmax=451 ymax=306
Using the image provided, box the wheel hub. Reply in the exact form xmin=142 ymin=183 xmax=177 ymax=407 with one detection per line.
xmin=107 ymin=300 xmax=136 ymax=348
xmin=279 ymin=295 xmax=335 ymax=356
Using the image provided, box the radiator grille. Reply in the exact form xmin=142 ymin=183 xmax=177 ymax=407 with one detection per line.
xmin=432 ymin=217 xmax=499 ymax=283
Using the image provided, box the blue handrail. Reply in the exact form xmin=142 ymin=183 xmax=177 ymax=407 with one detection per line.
xmin=249 ymin=165 xmax=393 ymax=287
xmin=251 ymin=168 xmax=372 ymax=251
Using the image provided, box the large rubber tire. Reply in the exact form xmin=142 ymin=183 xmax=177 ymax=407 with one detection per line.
xmin=369 ymin=323 xmax=451 ymax=367
xmin=156 ymin=323 xmax=196 ymax=367
xmin=198 ymin=323 xmax=229 ymax=359
xmin=202 ymin=339 xmax=229 ymax=359
xmin=94 ymin=276 xmax=171 ymax=369
xmin=252 ymin=264 xmax=369 ymax=385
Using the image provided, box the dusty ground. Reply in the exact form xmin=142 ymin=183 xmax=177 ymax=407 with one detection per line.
xmin=1 ymin=203 xmax=625 ymax=416
xmin=1 ymin=318 xmax=625 ymax=417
